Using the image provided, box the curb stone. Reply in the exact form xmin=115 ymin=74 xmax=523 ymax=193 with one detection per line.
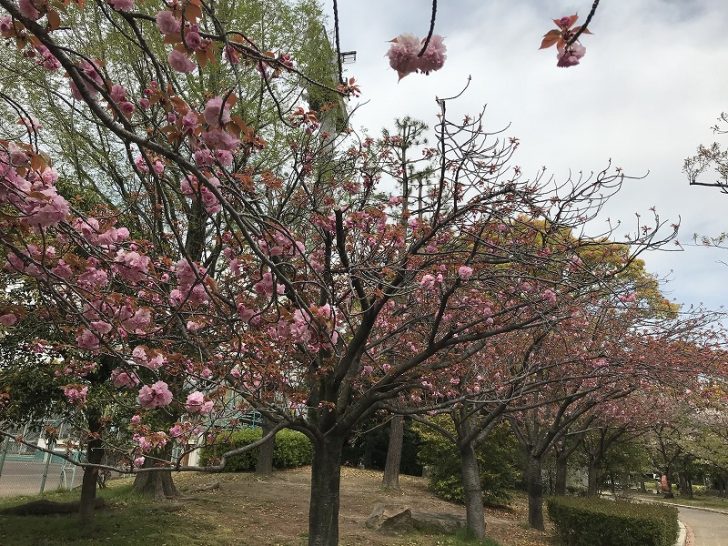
xmin=675 ymin=520 xmax=686 ymax=546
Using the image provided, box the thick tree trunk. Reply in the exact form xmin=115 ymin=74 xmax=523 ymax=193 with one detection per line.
xmin=662 ymin=472 xmax=674 ymax=499
xmin=526 ymin=455 xmax=545 ymax=530
xmin=256 ymin=416 xmax=275 ymax=477
xmin=587 ymin=459 xmax=600 ymax=497
xmin=554 ymin=455 xmax=568 ymax=496
xmin=460 ymin=441 xmax=486 ymax=540
xmin=382 ymin=415 xmax=404 ymax=489
xmin=308 ymin=435 xmax=345 ymax=546
xmin=79 ymin=413 xmax=103 ymax=522
xmin=133 ymin=445 xmax=179 ymax=500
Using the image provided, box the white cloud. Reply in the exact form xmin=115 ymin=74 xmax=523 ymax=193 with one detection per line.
xmin=327 ymin=0 xmax=728 ymax=310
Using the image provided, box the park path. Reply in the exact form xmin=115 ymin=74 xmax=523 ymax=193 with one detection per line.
xmin=678 ymin=506 xmax=728 ymax=546
xmin=0 ymin=460 xmax=82 ymax=497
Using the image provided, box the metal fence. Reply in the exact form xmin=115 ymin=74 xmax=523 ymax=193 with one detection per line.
xmin=0 ymin=437 xmax=83 ymax=497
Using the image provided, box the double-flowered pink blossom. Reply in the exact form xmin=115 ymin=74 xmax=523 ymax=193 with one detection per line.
xmin=557 ymin=43 xmax=586 ymax=67
xmin=387 ymin=34 xmax=446 ymax=80
xmin=138 ymin=380 xmax=173 ymax=408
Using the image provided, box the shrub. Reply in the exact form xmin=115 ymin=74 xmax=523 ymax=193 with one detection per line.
xmin=547 ymin=496 xmax=678 ymax=546
xmin=416 ymin=418 xmax=518 ymax=505
xmin=199 ymin=428 xmax=313 ymax=471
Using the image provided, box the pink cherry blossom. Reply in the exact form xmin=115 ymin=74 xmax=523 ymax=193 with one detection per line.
xmin=35 ymin=45 xmax=61 ymax=71
xmin=168 ymin=49 xmax=196 ymax=73
xmin=18 ymin=0 xmax=41 ymax=20
xmin=76 ymin=328 xmax=100 ymax=350
xmin=418 ymin=35 xmax=447 ymax=74
xmin=557 ymin=43 xmax=586 ymax=68
xmin=185 ymin=391 xmax=213 ymax=414
xmin=138 ymin=380 xmax=173 ymax=408
xmin=0 ymin=313 xmax=18 ymax=326
xmin=203 ymin=97 xmax=231 ymax=128
xmin=387 ymin=34 xmax=421 ymax=80
xmin=184 ymin=27 xmax=202 ymax=50
xmin=111 ymin=368 xmax=139 ymax=388
xmin=107 ymin=0 xmax=133 ymax=12
xmin=458 ymin=266 xmax=473 ymax=280
xmin=0 ymin=16 xmax=12 ymax=35
xmin=156 ymin=11 xmax=180 ymax=35
xmin=63 ymin=384 xmax=89 ymax=405
xmin=542 ymin=289 xmax=557 ymax=305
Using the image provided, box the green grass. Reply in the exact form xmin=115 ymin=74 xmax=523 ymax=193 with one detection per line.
xmin=431 ymin=529 xmax=503 ymax=546
xmin=0 ymin=482 xmax=217 ymax=545
xmin=653 ymin=494 xmax=728 ymax=511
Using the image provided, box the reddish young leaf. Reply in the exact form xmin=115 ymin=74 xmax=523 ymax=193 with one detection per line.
xmin=539 ymin=29 xmax=563 ymax=50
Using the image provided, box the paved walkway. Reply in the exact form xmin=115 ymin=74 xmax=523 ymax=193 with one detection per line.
xmin=678 ymin=506 xmax=728 ymax=546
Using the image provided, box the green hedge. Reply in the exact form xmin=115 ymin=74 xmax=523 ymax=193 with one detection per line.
xmin=547 ymin=496 xmax=678 ymax=546
xmin=200 ymin=428 xmax=313 ymax=471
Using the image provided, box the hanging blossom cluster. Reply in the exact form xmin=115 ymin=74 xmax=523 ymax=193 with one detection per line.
xmin=387 ymin=34 xmax=447 ymax=80
xmin=539 ymin=14 xmax=591 ymax=68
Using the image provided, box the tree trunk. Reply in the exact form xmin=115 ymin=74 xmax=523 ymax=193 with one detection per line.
xmin=133 ymin=445 xmax=179 ymax=499
xmin=662 ymin=472 xmax=674 ymax=499
xmin=382 ymin=415 xmax=404 ymax=489
xmin=555 ymin=455 xmax=568 ymax=496
xmin=79 ymin=413 xmax=103 ymax=522
xmin=460 ymin=441 xmax=486 ymax=540
xmin=587 ymin=458 xmax=600 ymax=497
xmin=256 ymin=416 xmax=275 ymax=477
xmin=526 ymin=455 xmax=545 ymax=530
xmin=308 ymin=435 xmax=345 ymax=546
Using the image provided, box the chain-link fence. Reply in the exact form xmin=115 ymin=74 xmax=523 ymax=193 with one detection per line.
xmin=0 ymin=436 xmax=84 ymax=497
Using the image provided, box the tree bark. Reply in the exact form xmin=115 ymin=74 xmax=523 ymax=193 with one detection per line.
xmin=308 ymin=435 xmax=345 ymax=546
xmin=555 ymin=454 xmax=568 ymax=496
xmin=382 ymin=415 xmax=404 ymax=489
xmin=526 ymin=455 xmax=545 ymax=530
xmin=133 ymin=445 xmax=179 ymax=500
xmin=78 ymin=412 xmax=103 ymax=522
xmin=662 ymin=472 xmax=674 ymax=499
xmin=586 ymin=458 xmax=600 ymax=497
xmin=460 ymin=441 xmax=486 ymax=540
xmin=256 ymin=416 xmax=275 ymax=477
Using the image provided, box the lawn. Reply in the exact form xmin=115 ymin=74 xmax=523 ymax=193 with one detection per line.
xmin=0 ymin=468 xmax=552 ymax=546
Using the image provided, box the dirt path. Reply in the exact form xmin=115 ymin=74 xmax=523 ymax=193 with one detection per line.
xmin=172 ymin=467 xmax=551 ymax=546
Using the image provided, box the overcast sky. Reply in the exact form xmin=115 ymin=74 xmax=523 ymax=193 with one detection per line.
xmin=324 ymin=0 xmax=728 ymax=311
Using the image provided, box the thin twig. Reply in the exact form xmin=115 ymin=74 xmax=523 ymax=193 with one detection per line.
xmin=332 ymin=0 xmax=344 ymax=84
xmin=566 ymin=0 xmax=600 ymax=47
xmin=418 ymin=0 xmax=438 ymax=57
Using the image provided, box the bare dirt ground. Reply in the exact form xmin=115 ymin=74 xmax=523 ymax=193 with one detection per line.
xmin=171 ymin=467 xmax=552 ymax=546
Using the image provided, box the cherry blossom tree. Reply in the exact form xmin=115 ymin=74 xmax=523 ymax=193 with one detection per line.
xmin=0 ymin=0 xmax=675 ymax=544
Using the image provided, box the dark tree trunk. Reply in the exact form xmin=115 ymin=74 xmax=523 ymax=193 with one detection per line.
xmin=133 ymin=445 xmax=179 ymax=500
xmin=460 ymin=441 xmax=486 ymax=540
xmin=79 ymin=412 xmax=103 ymax=522
xmin=526 ymin=455 xmax=545 ymax=530
xmin=587 ymin=458 xmax=600 ymax=497
xmin=663 ymin=472 xmax=674 ymax=499
xmin=382 ymin=415 xmax=404 ymax=489
xmin=256 ymin=416 xmax=275 ymax=477
xmin=555 ymin=455 xmax=568 ymax=496
xmin=308 ymin=435 xmax=345 ymax=546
